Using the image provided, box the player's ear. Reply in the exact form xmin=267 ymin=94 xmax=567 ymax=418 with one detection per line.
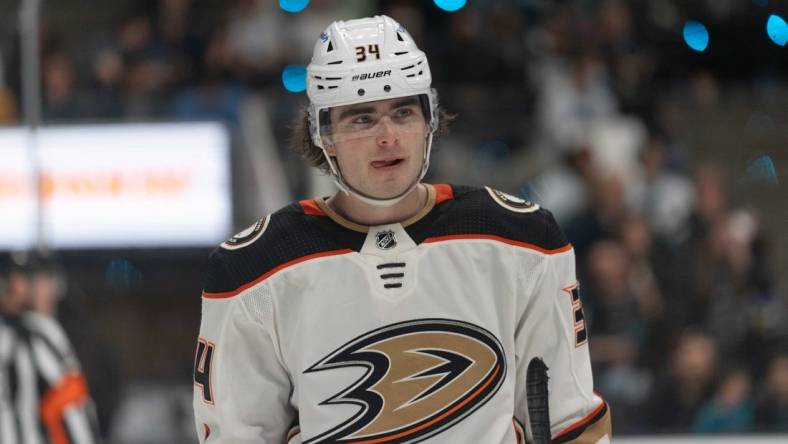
xmin=324 ymin=142 xmax=337 ymax=156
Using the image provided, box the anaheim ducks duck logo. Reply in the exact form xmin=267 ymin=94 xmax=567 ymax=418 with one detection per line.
xmin=303 ymin=319 xmax=507 ymax=443
xmin=220 ymin=215 xmax=270 ymax=250
xmin=485 ymin=186 xmax=539 ymax=214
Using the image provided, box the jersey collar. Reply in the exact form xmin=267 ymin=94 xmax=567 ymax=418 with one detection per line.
xmin=312 ymin=183 xmax=445 ymax=233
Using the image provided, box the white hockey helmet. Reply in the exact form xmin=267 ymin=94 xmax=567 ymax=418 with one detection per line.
xmin=306 ymin=15 xmax=439 ymax=207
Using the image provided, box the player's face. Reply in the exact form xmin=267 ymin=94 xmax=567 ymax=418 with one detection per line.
xmin=325 ymin=96 xmax=428 ymax=200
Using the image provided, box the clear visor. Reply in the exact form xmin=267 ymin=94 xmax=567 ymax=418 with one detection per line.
xmin=317 ymin=95 xmax=430 ymax=145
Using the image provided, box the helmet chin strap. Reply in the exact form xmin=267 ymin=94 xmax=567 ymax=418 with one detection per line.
xmin=323 ymin=132 xmax=434 ymax=208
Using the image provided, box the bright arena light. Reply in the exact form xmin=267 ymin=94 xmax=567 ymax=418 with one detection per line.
xmin=683 ymin=20 xmax=709 ymax=52
xmin=282 ymin=65 xmax=307 ymax=93
xmin=434 ymin=0 xmax=467 ymax=12
xmin=279 ymin=0 xmax=310 ymax=14
xmin=766 ymin=14 xmax=788 ymax=46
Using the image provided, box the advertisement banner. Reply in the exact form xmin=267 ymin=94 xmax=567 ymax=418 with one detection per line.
xmin=0 ymin=122 xmax=232 ymax=249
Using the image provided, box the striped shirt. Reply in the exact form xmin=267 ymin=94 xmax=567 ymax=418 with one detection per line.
xmin=0 ymin=312 xmax=100 ymax=444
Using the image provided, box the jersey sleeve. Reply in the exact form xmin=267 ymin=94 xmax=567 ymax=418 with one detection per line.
xmin=194 ymin=250 xmax=297 ymax=443
xmin=24 ymin=313 xmax=101 ymax=444
xmin=513 ymin=229 xmax=611 ymax=443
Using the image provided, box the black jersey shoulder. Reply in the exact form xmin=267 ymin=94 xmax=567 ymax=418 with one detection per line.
xmin=407 ymin=185 xmax=569 ymax=250
xmin=203 ymin=201 xmax=366 ymax=295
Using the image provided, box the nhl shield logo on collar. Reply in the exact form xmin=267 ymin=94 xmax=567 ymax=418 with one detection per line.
xmin=375 ymin=230 xmax=397 ymax=250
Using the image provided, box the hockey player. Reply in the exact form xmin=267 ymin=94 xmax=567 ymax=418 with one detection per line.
xmin=194 ymin=15 xmax=611 ymax=443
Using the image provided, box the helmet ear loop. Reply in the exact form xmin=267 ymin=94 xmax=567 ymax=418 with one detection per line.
xmin=309 ymin=109 xmax=340 ymax=177
xmin=308 ymin=106 xmax=334 ymax=150
xmin=421 ymin=131 xmax=434 ymax=177
xmin=320 ymin=141 xmax=342 ymax=179
xmin=317 ymin=135 xmax=353 ymax=196
xmin=418 ymin=104 xmax=438 ymax=180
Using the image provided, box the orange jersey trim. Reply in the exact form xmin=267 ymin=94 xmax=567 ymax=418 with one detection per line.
xmin=300 ymin=199 xmax=327 ymax=216
xmin=202 ymin=249 xmax=354 ymax=299
xmin=422 ymin=234 xmax=572 ymax=255
xmin=432 ymin=183 xmax=454 ymax=205
xmin=512 ymin=418 xmax=525 ymax=444
xmin=553 ymin=400 xmax=606 ymax=441
xmin=40 ymin=372 xmax=89 ymax=444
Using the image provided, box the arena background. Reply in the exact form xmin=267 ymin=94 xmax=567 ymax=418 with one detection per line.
xmin=0 ymin=0 xmax=787 ymax=442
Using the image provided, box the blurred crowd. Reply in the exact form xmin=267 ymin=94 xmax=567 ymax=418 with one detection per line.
xmin=0 ymin=0 xmax=787 ymax=438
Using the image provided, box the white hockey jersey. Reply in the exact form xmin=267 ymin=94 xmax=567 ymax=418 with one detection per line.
xmin=194 ymin=184 xmax=611 ymax=443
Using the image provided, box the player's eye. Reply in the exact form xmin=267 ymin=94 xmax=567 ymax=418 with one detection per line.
xmin=351 ymin=115 xmax=374 ymax=125
xmin=393 ymin=107 xmax=414 ymax=119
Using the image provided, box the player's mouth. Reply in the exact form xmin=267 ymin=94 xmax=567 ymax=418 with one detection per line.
xmin=371 ymin=158 xmax=405 ymax=170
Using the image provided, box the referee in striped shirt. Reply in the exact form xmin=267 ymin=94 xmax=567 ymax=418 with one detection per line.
xmin=0 ymin=254 xmax=100 ymax=444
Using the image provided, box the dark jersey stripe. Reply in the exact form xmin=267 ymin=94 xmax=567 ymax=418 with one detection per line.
xmin=204 ymin=203 xmax=366 ymax=295
xmin=205 ymin=185 xmax=569 ymax=295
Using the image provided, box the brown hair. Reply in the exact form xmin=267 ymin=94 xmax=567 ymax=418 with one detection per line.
xmin=289 ymin=106 xmax=456 ymax=174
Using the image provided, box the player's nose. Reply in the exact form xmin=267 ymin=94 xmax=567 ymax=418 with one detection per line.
xmin=375 ymin=118 xmax=399 ymax=147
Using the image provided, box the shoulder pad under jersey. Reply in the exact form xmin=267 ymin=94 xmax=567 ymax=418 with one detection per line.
xmin=411 ymin=184 xmax=568 ymax=252
xmin=203 ymin=201 xmax=365 ymax=296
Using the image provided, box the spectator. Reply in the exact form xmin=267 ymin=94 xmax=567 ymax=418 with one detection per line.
xmin=584 ymin=239 xmax=645 ymax=366
xmin=688 ymin=165 xmax=728 ymax=244
xmin=42 ymin=51 xmax=81 ymax=121
xmin=564 ymin=173 xmax=628 ymax=260
xmin=755 ymin=353 xmax=788 ymax=431
xmin=117 ymin=14 xmax=156 ymax=60
xmin=647 ymin=330 xmax=718 ymax=432
xmin=597 ymin=0 xmax=657 ymax=117
xmin=628 ymin=137 xmax=695 ymax=244
xmin=529 ymin=142 xmax=595 ymax=224
xmin=688 ymin=209 xmax=778 ymax=372
xmin=618 ymin=214 xmax=677 ymax=368
xmin=533 ymin=48 xmax=619 ymax=156
xmin=172 ymin=28 xmax=246 ymax=127
xmin=692 ymin=367 xmax=754 ymax=433
xmin=87 ymin=49 xmax=125 ymax=118
xmin=584 ymin=238 xmax=654 ymax=433
xmin=117 ymin=13 xmax=175 ymax=118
